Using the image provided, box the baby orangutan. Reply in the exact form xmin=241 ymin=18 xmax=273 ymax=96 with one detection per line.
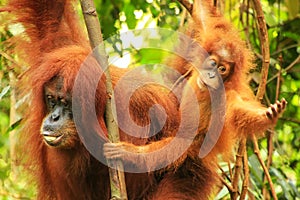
xmin=104 ymin=0 xmax=286 ymax=199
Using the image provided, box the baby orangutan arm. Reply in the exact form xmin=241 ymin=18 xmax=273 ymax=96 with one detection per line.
xmin=103 ymin=136 xmax=191 ymax=171
xmin=104 ymin=137 xmax=172 ymax=158
xmin=229 ymin=94 xmax=287 ymax=135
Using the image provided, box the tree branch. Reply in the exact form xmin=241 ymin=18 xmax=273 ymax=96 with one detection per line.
xmin=176 ymin=0 xmax=193 ymax=15
xmin=231 ymin=138 xmax=246 ymax=199
xmin=248 ymin=0 xmax=278 ymax=199
xmin=251 ymin=0 xmax=278 ymax=199
xmin=79 ymin=0 xmax=127 ymax=199
xmin=267 ymin=54 xmax=300 ymax=84
xmin=251 ymin=134 xmax=277 ymax=200
xmin=240 ymin=143 xmax=249 ymax=200
xmin=252 ymin=0 xmax=270 ymax=101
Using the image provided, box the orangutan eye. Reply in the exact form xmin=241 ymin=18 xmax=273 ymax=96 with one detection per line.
xmin=208 ymin=59 xmax=218 ymax=68
xmin=218 ymin=65 xmax=227 ymax=74
xmin=60 ymin=98 xmax=69 ymax=108
xmin=47 ymin=96 xmax=56 ymax=108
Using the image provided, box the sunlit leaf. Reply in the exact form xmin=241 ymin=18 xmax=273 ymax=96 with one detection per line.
xmin=124 ymin=3 xmax=137 ymax=29
xmin=5 ymin=119 xmax=21 ymax=135
xmin=0 ymin=86 xmax=10 ymax=100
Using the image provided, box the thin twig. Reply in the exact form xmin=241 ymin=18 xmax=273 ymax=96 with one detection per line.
xmin=215 ymin=0 xmax=224 ymax=14
xmin=240 ymin=143 xmax=249 ymax=200
xmin=0 ymin=49 xmax=21 ymax=69
xmin=267 ymin=54 xmax=300 ymax=84
xmin=280 ymin=117 xmax=300 ymax=124
xmin=251 ymin=134 xmax=278 ymax=200
xmin=263 ymin=54 xmax=283 ymax=198
xmin=271 ymin=44 xmax=299 ymax=56
xmin=275 ymin=54 xmax=282 ymax=100
xmin=219 ymin=175 xmax=235 ymax=193
xmin=228 ymin=161 xmax=233 ymax=180
xmin=219 ymin=164 xmax=232 ymax=183
xmin=241 ymin=0 xmax=252 ymax=49
xmin=231 ymin=138 xmax=246 ymax=199
xmin=179 ymin=8 xmax=187 ymax=28
xmin=176 ymin=0 xmax=193 ymax=15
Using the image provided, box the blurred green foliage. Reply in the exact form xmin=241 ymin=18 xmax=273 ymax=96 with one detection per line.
xmin=0 ymin=0 xmax=299 ymax=199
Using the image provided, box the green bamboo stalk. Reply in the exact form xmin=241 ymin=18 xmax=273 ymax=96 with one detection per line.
xmin=79 ymin=0 xmax=127 ymax=199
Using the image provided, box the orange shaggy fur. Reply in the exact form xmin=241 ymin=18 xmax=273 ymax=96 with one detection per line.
xmin=6 ymin=0 xmax=285 ymax=199
xmin=103 ymin=0 xmax=286 ymax=199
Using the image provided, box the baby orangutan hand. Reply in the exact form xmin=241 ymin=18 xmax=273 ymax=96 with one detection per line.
xmin=266 ymin=98 xmax=287 ymax=122
xmin=103 ymin=142 xmax=136 ymax=160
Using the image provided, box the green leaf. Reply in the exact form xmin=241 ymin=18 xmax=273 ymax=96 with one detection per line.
xmin=285 ymin=0 xmax=300 ymax=19
xmin=0 ymin=86 xmax=10 ymax=100
xmin=124 ymin=4 xmax=137 ymax=29
xmin=265 ymin=13 xmax=277 ymax=27
xmin=5 ymin=119 xmax=22 ymax=135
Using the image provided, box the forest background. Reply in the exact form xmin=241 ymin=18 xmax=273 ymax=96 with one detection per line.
xmin=0 ymin=0 xmax=299 ymax=199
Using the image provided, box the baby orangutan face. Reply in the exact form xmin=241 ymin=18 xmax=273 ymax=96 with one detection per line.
xmin=196 ymin=53 xmax=233 ymax=90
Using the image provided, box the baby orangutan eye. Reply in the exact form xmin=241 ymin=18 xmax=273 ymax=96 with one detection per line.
xmin=208 ymin=58 xmax=218 ymax=68
xmin=218 ymin=65 xmax=227 ymax=74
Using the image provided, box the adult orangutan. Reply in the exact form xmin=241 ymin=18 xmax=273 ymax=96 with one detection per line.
xmin=6 ymin=0 xmax=192 ymax=199
xmin=103 ymin=0 xmax=287 ymax=199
